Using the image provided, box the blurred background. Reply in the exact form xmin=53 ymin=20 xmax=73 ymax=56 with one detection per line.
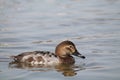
xmin=0 ymin=0 xmax=120 ymax=80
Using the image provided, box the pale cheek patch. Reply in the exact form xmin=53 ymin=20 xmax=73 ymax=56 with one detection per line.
xmin=70 ymin=47 xmax=76 ymax=53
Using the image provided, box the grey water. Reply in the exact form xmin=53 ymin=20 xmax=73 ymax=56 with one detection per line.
xmin=0 ymin=0 xmax=120 ymax=80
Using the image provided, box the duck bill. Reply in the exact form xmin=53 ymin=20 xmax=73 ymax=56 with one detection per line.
xmin=73 ymin=51 xmax=85 ymax=59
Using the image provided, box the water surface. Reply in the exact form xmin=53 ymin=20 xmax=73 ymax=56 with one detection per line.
xmin=0 ymin=0 xmax=120 ymax=80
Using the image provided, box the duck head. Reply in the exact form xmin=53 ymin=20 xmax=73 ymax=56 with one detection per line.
xmin=55 ymin=40 xmax=85 ymax=59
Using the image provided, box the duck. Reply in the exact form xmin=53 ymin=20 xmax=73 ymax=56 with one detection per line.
xmin=11 ymin=40 xmax=85 ymax=65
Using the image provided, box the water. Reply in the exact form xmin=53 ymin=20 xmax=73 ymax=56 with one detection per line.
xmin=0 ymin=0 xmax=120 ymax=80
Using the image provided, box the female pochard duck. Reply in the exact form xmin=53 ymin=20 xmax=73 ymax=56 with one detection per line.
xmin=11 ymin=40 xmax=85 ymax=65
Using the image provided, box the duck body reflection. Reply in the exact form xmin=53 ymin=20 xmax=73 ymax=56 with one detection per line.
xmin=9 ymin=61 xmax=85 ymax=77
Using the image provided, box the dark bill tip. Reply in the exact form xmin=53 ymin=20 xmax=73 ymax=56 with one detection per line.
xmin=73 ymin=51 xmax=85 ymax=59
xmin=79 ymin=55 xmax=85 ymax=59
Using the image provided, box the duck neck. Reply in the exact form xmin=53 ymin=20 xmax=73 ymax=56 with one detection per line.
xmin=58 ymin=56 xmax=75 ymax=64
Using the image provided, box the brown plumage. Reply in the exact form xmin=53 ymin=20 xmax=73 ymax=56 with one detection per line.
xmin=11 ymin=40 xmax=85 ymax=65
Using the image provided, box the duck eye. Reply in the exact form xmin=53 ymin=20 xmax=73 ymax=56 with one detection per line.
xmin=65 ymin=45 xmax=73 ymax=50
xmin=69 ymin=45 xmax=73 ymax=48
